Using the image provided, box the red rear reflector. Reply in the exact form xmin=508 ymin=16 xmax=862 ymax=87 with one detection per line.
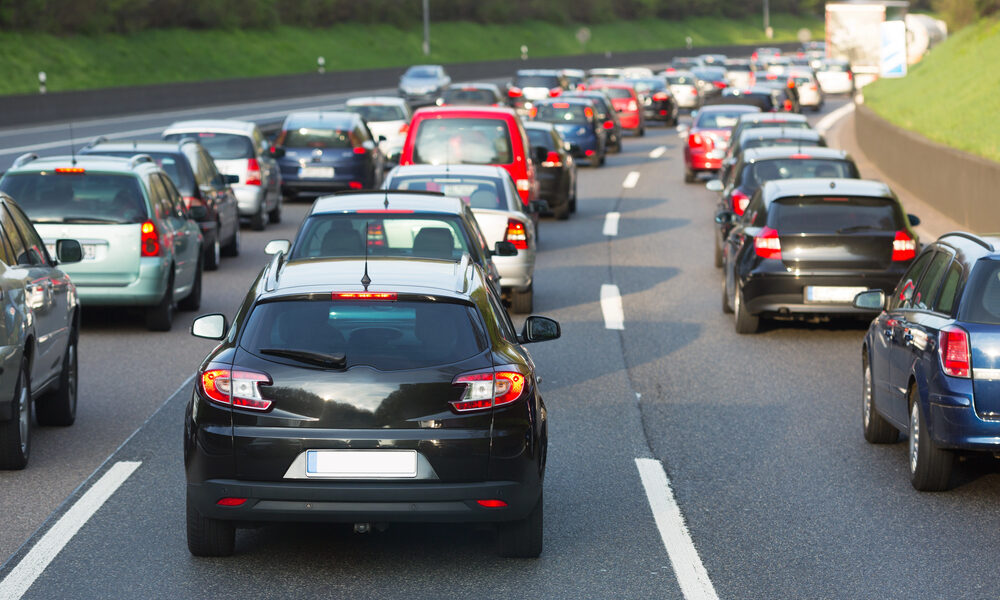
xmin=217 ymin=498 xmax=247 ymax=507
xmin=603 ymin=120 xmax=614 ymax=129
xmin=140 ymin=220 xmax=160 ymax=257
xmin=200 ymin=367 xmax=272 ymax=411
xmin=349 ymin=181 xmax=362 ymax=189
xmin=246 ymin=158 xmax=262 ymax=186
xmin=891 ymin=230 xmax=916 ymax=261
xmin=552 ymin=102 xmax=570 ymax=108
xmin=504 ymin=218 xmax=528 ymax=250
xmin=353 ymin=146 xmax=367 ymax=154
xmin=477 ymin=499 xmax=508 ymax=508
xmin=332 ymin=292 xmax=397 ymax=300
xmin=754 ymin=226 xmax=781 ymax=259
xmin=54 ymin=167 xmax=85 ymax=174
xmin=939 ymin=326 xmax=971 ymax=378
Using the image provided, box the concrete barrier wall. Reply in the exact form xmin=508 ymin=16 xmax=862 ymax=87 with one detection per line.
xmin=854 ymin=103 xmax=1000 ymax=233
xmin=0 ymin=42 xmax=798 ymax=128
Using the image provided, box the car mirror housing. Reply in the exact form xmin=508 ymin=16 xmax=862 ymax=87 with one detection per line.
xmin=853 ymin=290 xmax=885 ymax=311
xmin=908 ymin=214 xmax=921 ymax=227
xmin=264 ymin=239 xmax=291 ymax=255
xmin=55 ymin=239 xmax=83 ymax=264
xmin=714 ymin=210 xmax=733 ymax=224
xmin=705 ymin=180 xmax=724 ymax=192
xmin=494 ymin=241 xmax=519 ymax=256
xmin=191 ymin=313 xmax=227 ymax=340
xmin=520 ymin=316 xmax=561 ymax=344
xmin=268 ymin=145 xmax=286 ymax=159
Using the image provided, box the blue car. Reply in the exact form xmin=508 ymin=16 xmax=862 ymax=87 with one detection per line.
xmin=857 ymin=232 xmax=1000 ymax=490
xmin=530 ymin=98 xmax=606 ymax=167
xmin=273 ymin=111 xmax=384 ymax=200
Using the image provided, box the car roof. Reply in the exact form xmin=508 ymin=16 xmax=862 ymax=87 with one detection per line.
xmin=163 ymin=120 xmax=256 ymax=135
xmin=696 ymin=104 xmax=761 ymax=114
xmin=282 ymin=111 xmax=358 ymax=128
xmin=446 ymin=82 xmax=500 ymax=91
xmin=7 ymin=154 xmax=154 ymax=174
xmin=82 ymin=139 xmax=189 ymax=153
xmin=742 ymin=146 xmax=848 ymax=162
xmin=309 ymin=191 xmax=465 ymax=215
xmin=411 ymin=105 xmax=517 ymax=119
xmin=762 ymin=178 xmax=893 ymax=203
xmin=522 ymin=121 xmax=556 ymax=131
xmin=536 ymin=97 xmax=592 ymax=106
xmin=346 ymin=96 xmax=408 ymax=106
xmin=267 ymin=257 xmax=481 ymax=300
xmin=588 ymin=81 xmax=633 ymax=89
xmin=516 ymin=69 xmax=561 ymax=76
xmin=739 ymin=127 xmax=823 ymax=141
xmin=738 ymin=112 xmax=808 ymax=123
xmin=388 ymin=164 xmax=508 ymax=178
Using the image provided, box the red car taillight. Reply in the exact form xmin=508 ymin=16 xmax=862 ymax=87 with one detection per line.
xmin=451 ymin=370 xmax=526 ymax=412
xmin=939 ymin=326 xmax=971 ymax=378
xmin=399 ymin=122 xmax=409 ymax=134
xmin=783 ymin=99 xmax=793 ymax=112
xmin=541 ymin=151 xmax=562 ymax=167
xmin=182 ymin=196 xmax=204 ymax=211
xmin=245 ymin=158 xmax=262 ymax=186
xmin=140 ymin=220 xmax=160 ymax=257
xmin=353 ymin=146 xmax=367 ymax=155
xmin=603 ymin=120 xmax=614 ymax=130
xmin=892 ymin=231 xmax=916 ymax=261
xmin=504 ymin=218 xmax=528 ymax=250
xmin=549 ymin=87 xmax=562 ymax=97
xmin=652 ymin=92 xmax=669 ymax=101
xmin=754 ymin=226 xmax=781 ymax=259
xmin=713 ymin=80 xmax=727 ymax=89
xmin=688 ymin=133 xmax=713 ymax=150
xmin=367 ymin=222 xmax=386 ymax=247
xmin=200 ymin=366 xmax=273 ymax=411
xmin=508 ymin=87 xmax=523 ymax=98
xmin=731 ymin=190 xmax=750 ymax=216
xmin=627 ymin=100 xmax=638 ymax=112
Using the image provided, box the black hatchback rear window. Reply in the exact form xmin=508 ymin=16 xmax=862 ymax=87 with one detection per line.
xmin=771 ymin=196 xmax=900 ymax=234
xmin=241 ymin=299 xmax=488 ymax=370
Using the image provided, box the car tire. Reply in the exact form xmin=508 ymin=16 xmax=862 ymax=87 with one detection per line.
xmin=734 ymin=287 xmax=759 ymax=334
xmin=186 ymin=493 xmax=235 ymax=557
xmin=204 ymin=233 xmax=221 ymax=272
xmin=554 ymin=199 xmax=570 ymax=221
xmin=145 ymin=272 xmax=175 ymax=332
xmin=909 ymin=388 xmax=954 ymax=491
xmin=268 ymin=195 xmax=282 ymax=225
xmin=178 ymin=259 xmax=203 ymax=312
xmin=721 ymin=277 xmax=733 ymax=314
xmin=221 ymin=226 xmax=240 ymax=257
xmin=36 ymin=334 xmax=78 ymax=427
xmin=0 ymin=360 xmax=31 ymax=470
xmin=497 ymin=491 xmax=543 ymax=558
xmin=714 ymin=235 xmax=724 ymax=268
xmin=250 ymin=202 xmax=266 ymax=231
xmin=614 ymin=137 xmax=623 ymax=154
xmin=862 ymin=355 xmax=898 ymax=444
xmin=511 ymin=285 xmax=534 ymax=314
xmin=638 ymin=127 xmax=646 ymax=137
xmin=684 ymin=168 xmax=696 ymax=184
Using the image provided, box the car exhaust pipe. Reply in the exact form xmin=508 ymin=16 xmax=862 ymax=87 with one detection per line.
xmin=354 ymin=522 xmax=372 ymax=534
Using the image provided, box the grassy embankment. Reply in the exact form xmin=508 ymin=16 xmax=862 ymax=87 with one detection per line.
xmin=0 ymin=14 xmax=822 ymax=96
xmin=864 ymin=18 xmax=1000 ymax=163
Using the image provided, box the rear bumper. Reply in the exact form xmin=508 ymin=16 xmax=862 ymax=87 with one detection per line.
xmin=74 ymin=258 xmax=168 ymax=306
xmin=232 ymin=185 xmax=266 ymax=216
xmin=494 ymin=253 xmax=535 ymax=290
xmin=619 ymin=113 xmax=641 ymax=130
xmin=685 ymin=148 xmax=723 ymax=171
xmin=741 ymin=269 xmax=902 ymax=316
xmin=928 ymin=399 xmax=1000 ymax=451
xmin=282 ymin=177 xmax=362 ymax=198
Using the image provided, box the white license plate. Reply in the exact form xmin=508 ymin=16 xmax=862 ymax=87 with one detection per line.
xmin=299 ymin=166 xmax=335 ymax=179
xmin=305 ymin=450 xmax=417 ymax=478
xmin=46 ymin=243 xmax=98 ymax=260
xmin=804 ymin=286 xmax=869 ymax=304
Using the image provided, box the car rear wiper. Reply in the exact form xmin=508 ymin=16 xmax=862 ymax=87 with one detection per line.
xmin=259 ymin=348 xmax=346 ymax=369
xmin=836 ymin=225 xmax=882 ymax=234
xmin=33 ymin=216 xmax=129 ymax=224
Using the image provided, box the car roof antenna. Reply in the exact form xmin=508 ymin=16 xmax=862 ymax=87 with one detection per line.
xmin=361 ymin=221 xmax=372 ymax=291
xmin=69 ymin=122 xmax=77 ymax=166
xmin=384 ymin=189 xmax=390 ymax=210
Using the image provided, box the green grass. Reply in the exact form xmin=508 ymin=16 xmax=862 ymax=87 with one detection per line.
xmin=0 ymin=14 xmax=822 ymax=96
xmin=864 ymin=18 xmax=1000 ymax=163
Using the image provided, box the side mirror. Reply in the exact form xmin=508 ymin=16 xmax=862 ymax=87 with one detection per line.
xmin=188 ymin=205 xmax=208 ymax=220
xmin=267 ymin=145 xmax=286 ymax=159
xmin=705 ymin=180 xmax=724 ymax=192
xmin=55 ymin=239 xmax=82 ymax=264
xmin=568 ymin=143 xmax=581 ymax=154
xmin=494 ymin=240 xmax=519 ymax=256
xmin=362 ymin=140 xmax=376 ymax=152
xmin=264 ymin=239 xmax=291 ymax=255
xmin=714 ymin=210 xmax=733 ymax=225
xmin=908 ymin=214 xmax=921 ymax=227
xmin=533 ymin=146 xmax=549 ymax=164
xmin=378 ymin=135 xmax=387 ymax=143
xmin=225 ymin=174 xmax=240 ymax=184
xmin=853 ymin=290 xmax=885 ymax=311
xmin=191 ymin=313 xmax=227 ymax=340
xmin=519 ymin=316 xmax=561 ymax=344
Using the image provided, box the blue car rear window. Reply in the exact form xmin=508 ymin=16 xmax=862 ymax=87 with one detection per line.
xmin=961 ymin=260 xmax=1000 ymax=325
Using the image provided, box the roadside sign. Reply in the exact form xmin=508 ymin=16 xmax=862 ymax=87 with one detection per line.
xmin=880 ymin=20 xmax=907 ymax=77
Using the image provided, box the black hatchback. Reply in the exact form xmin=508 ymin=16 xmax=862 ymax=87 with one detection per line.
xmin=185 ymin=256 xmax=560 ymax=557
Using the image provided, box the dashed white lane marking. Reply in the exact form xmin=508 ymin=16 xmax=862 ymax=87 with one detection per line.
xmin=635 ymin=458 xmax=720 ymax=600
xmin=623 ymin=171 xmax=641 ymax=189
xmin=0 ymin=461 xmax=142 ymax=600
xmin=603 ymin=212 xmax=620 ymax=236
xmin=649 ymin=146 xmax=667 ymax=158
xmin=600 ymin=284 xmax=625 ymax=330
xmin=815 ymin=102 xmax=856 ymax=135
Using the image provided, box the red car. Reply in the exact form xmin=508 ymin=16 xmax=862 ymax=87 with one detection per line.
xmin=682 ymin=104 xmax=761 ymax=183
xmin=398 ymin=106 xmax=538 ymax=207
xmin=584 ymin=82 xmax=645 ymax=136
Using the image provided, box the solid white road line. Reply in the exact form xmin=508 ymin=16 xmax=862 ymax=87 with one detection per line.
xmin=635 ymin=458 xmax=719 ymax=600
xmin=600 ymin=284 xmax=625 ymax=330
xmin=0 ymin=461 xmax=142 ymax=600
xmin=603 ymin=212 xmax=620 ymax=236
xmin=815 ymin=102 xmax=856 ymax=136
xmin=623 ymin=171 xmax=641 ymax=189
xmin=649 ymin=146 xmax=667 ymax=158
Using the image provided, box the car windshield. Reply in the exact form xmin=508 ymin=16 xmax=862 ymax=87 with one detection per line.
xmin=771 ymin=196 xmax=899 ymax=234
xmin=442 ymin=88 xmax=498 ymax=105
xmin=534 ymin=103 xmax=590 ymax=125
xmin=695 ymin=111 xmax=744 ymax=129
xmin=82 ymin=151 xmax=196 ymax=196
xmin=163 ymin=132 xmax=253 ymax=160
xmin=0 ymin=172 xmax=148 ymax=224
xmin=413 ymin=118 xmax=513 ymax=165
xmin=292 ymin=214 xmax=471 ymax=260
xmin=240 ymin=299 xmax=488 ymax=371
xmin=515 ymin=75 xmax=559 ymax=88
xmin=744 ymin=159 xmax=858 ymax=188
xmin=345 ymin=105 xmax=406 ymax=122
xmin=666 ymin=75 xmax=695 ymax=85
xmin=279 ymin=125 xmax=354 ymax=149
xmin=822 ymin=62 xmax=851 ymax=73
xmin=389 ymin=175 xmax=508 ymax=211
xmin=405 ymin=66 xmax=439 ymax=78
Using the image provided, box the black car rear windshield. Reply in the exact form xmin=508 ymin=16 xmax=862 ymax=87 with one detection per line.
xmin=442 ymin=89 xmax=498 ymax=105
xmin=82 ymin=151 xmax=196 ymax=196
xmin=770 ymin=196 xmax=900 ymax=234
xmin=292 ymin=214 xmax=472 ymax=260
xmin=515 ymin=75 xmax=559 ymax=88
xmin=278 ymin=125 xmax=354 ymax=149
xmin=742 ymin=159 xmax=858 ymax=188
xmin=413 ymin=118 xmax=512 ymax=165
xmin=628 ymin=78 xmax=667 ymax=93
xmin=344 ymin=105 xmax=407 ymax=122
xmin=593 ymin=87 xmax=631 ymax=100
xmin=741 ymin=137 xmax=823 ymax=151
xmin=0 ymin=172 xmax=148 ymax=224
xmin=534 ymin=103 xmax=590 ymax=125
xmin=389 ymin=175 xmax=509 ymax=211
xmin=164 ymin=132 xmax=254 ymax=160
xmin=962 ymin=260 xmax=1000 ymax=325
xmin=241 ymin=299 xmax=488 ymax=371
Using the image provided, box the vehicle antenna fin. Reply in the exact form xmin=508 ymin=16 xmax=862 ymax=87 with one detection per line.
xmin=361 ymin=221 xmax=371 ymax=290
xmin=384 ymin=191 xmax=389 ymax=210
xmin=69 ymin=122 xmax=77 ymax=166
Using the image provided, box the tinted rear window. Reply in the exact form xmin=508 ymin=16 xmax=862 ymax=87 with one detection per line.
xmin=413 ymin=118 xmax=512 ymax=165
xmin=405 ymin=66 xmax=439 ymax=78
xmin=389 ymin=175 xmax=508 ymax=210
xmin=241 ymin=299 xmax=488 ymax=371
xmin=292 ymin=214 xmax=471 ymax=259
xmin=81 ymin=151 xmax=196 ymax=196
xmin=279 ymin=125 xmax=354 ymax=149
xmin=344 ymin=105 xmax=406 ymax=122
xmin=961 ymin=260 xmax=1000 ymax=325
xmin=0 ymin=172 xmax=148 ymax=224
xmin=164 ymin=132 xmax=253 ymax=160
xmin=745 ymin=120 xmax=811 ymax=132
xmin=771 ymin=196 xmax=900 ymax=234
xmin=666 ymin=75 xmax=695 ymax=85
xmin=695 ymin=110 xmax=744 ymax=129
xmin=515 ymin=75 xmax=559 ymax=88
xmin=442 ymin=88 xmax=498 ymax=105
xmin=742 ymin=137 xmax=822 ymax=151
xmin=743 ymin=159 xmax=858 ymax=187
xmin=534 ymin=103 xmax=590 ymax=124
xmin=628 ymin=78 xmax=666 ymax=93
xmin=594 ymin=87 xmax=631 ymax=100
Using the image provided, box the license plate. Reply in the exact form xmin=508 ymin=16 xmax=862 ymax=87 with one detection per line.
xmin=804 ymin=286 xmax=869 ymax=304
xmin=299 ymin=166 xmax=334 ymax=179
xmin=305 ymin=450 xmax=417 ymax=478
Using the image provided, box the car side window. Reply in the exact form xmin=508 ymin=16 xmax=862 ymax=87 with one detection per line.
xmin=934 ymin=261 xmax=964 ymax=316
xmin=464 ymin=209 xmax=490 ymax=258
xmin=909 ymin=251 xmax=952 ymax=310
xmin=159 ymin=175 xmax=187 ymax=219
xmin=1 ymin=208 xmax=28 ymax=267
xmin=486 ymin=287 xmax=518 ymax=342
xmin=146 ymin=175 xmax=168 ymax=220
xmin=200 ymin=149 xmax=227 ymax=188
xmin=252 ymin=129 xmax=266 ymax=156
xmin=5 ymin=204 xmax=47 ymax=266
xmin=0 ymin=227 xmax=15 ymax=266
xmin=889 ymin=250 xmax=933 ymax=311
xmin=745 ymin=192 xmax=765 ymax=226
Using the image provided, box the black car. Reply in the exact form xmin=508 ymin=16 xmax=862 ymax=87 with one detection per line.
xmin=702 ymin=87 xmax=786 ymax=112
xmin=754 ymin=77 xmax=801 ymax=112
xmin=717 ymin=126 xmax=826 ymax=184
xmin=561 ymin=91 xmax=623 ymax=153
xmin=626 ymin=77 xmax=679 ymax=125
xmin=719 ymin=112 xmax=812 ymax=173
xmin=691 ymin=66 xmax=729 ymax=100
xmin=80 ymin=138 xmax=241 ymax=270
xmin=439 ymin=83 xmax=504 ymax=106
xmin=711 ymin=147 xmax=859 ymax=267
xmin=523 ymin=122 xmax=577 ymax=219
xmin=719 ymin=178 xmax=919 ymax=333
xmin=185 ymin=253 xmax=561 ymax=557
xmin=273 ymin=111 xmax=384 ymax=200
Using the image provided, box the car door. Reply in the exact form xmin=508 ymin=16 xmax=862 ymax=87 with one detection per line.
xmin=725 ymin=191 xmax=765 ymax=303
xmin=0 ymin=230 xmax=24 ymax=410
xmin=895 ymin=249 xmax=953 ymax=389
xmin=151 ymin=174 xmax=196 ymax=291
xmin=252 ymin=127 xmax=279 ymax=208
xmin=162 ymin=174 xmax=201 ymax=289
xmin=197 ymin=146 xmax=239 ymax=242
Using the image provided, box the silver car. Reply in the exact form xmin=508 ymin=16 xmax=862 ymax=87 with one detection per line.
xmin=398 ymin=65 xmax=451 ymax=108
xmin=663 ymin=70 xmax=701 ymax=109
xmin=816 ymin=58 xmax=855 ymax=95
xmin=163 ymin=120 xmax=282 ymax=230
xmin=383 ymin=164 xmax=537 ymax=313
xmin=344 ymin=97 xmax=411 ymax=166
xmin=787 ymin=67 xmax=825 ymax=111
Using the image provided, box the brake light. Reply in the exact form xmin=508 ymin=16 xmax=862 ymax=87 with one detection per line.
xmin=584 ymin=149 xmax=595 ymax=157
xmin=504 ymin=218 xmax=528 ymax=250
xmin=810 ymin=84 xmax=818 ymax=91
xmin=652 ymin=92 xmax=669 ymax=101
xmin=542 ymin=151 xmax=562 ymax=167
xmin=713 ymin=80 xmax=727 ymax=89
xmin=627 ymin=100 xmax=638 ymax=112
xmin=847 ymin=71 xmax=853 ymax=81
xmin=783 ymin=99 xmax=793 ymax=112
xmin=332 ymin=292 xmax=397 ymax=300
xmin=399 ymin=122 xmax=409 ymax=134
xmin=584 ymin=107 xmax=594 ymax=119
xmin=353 ymin=146 xmax=367 ymax=154
xmin=549 ymin=87 xmax=563 ymax=97
xmin=688 ymin=133 xmax=712 ymax=150
xmin=690 ymin=89 xmax=698 ymax=95
xmin=349 ymin=181 xmax=362 ymax=189
xmin=140 ymin=220 xmax=160 ymax=257
xmin=367 ymin=222 xmax=386 ymax=247
xmin=731 ymin=190 xmax=750 ymax=215
xmin=54 ymin=168 xmax=85 ymax=174
xmin=216 ymin=498 xmax=247 ymax=507
xmin=754 ymin=226 xmax=781 ymax=259
xmin=246 ymin=158 xmax=262 ymax=186
xmin=892 ymin=231 xmax=916 ymax=261
xmin=552 ymin=102 xmax=570 ymax=108
xmin=939 ymin=326 xmax=971 ymax=378
xmin=200 ymin=366 xmax=272 ymax=411
xmin=508 ymin=87 xmax=523 ymax=98
xmin=515 ymin=179 xmax=530 ymax=192
xmin=183 ymin=196 xmax=204 ymax=211
xmin=789 ymin=154 xmax=812 ymax=159
xmin=529 ymin=107 xmax=538 ymax=118
xmin=477 ymin=499 xmax=508 ymax=508
xmin=451 ymin=370 xmax=526 ymax=412
xmin=603 ymin=120 xmax=614 ymax=130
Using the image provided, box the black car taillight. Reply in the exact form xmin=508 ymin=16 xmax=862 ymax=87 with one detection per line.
xmin=451 ymin=370 xmax=526 ymax=412
xmin=200 ymin=364 xmax=272 ymax=411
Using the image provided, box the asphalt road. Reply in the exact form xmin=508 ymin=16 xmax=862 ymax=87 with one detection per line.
xmin=2 ymin=90 xmax=999 ymax=599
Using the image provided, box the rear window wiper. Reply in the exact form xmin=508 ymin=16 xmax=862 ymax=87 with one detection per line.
xmin=836 ymin=225 xmax=883 ymax=234
xmin=258 ymin=347 xmax=346 ymax=369
xmin=33 ymin=216 xmax=130 ymax=224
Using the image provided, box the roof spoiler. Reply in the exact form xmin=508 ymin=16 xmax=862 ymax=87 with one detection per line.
xmin=12 ymin=153 xmax=38 ymax=168
xmin=128 ymin=154 xmax=155 ymax=168
xmin=85 ymin=135 xmax=108 ymax=149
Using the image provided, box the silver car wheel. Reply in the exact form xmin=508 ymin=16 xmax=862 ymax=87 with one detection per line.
xmin=909 ymin=402 xmax=919 ymax=475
